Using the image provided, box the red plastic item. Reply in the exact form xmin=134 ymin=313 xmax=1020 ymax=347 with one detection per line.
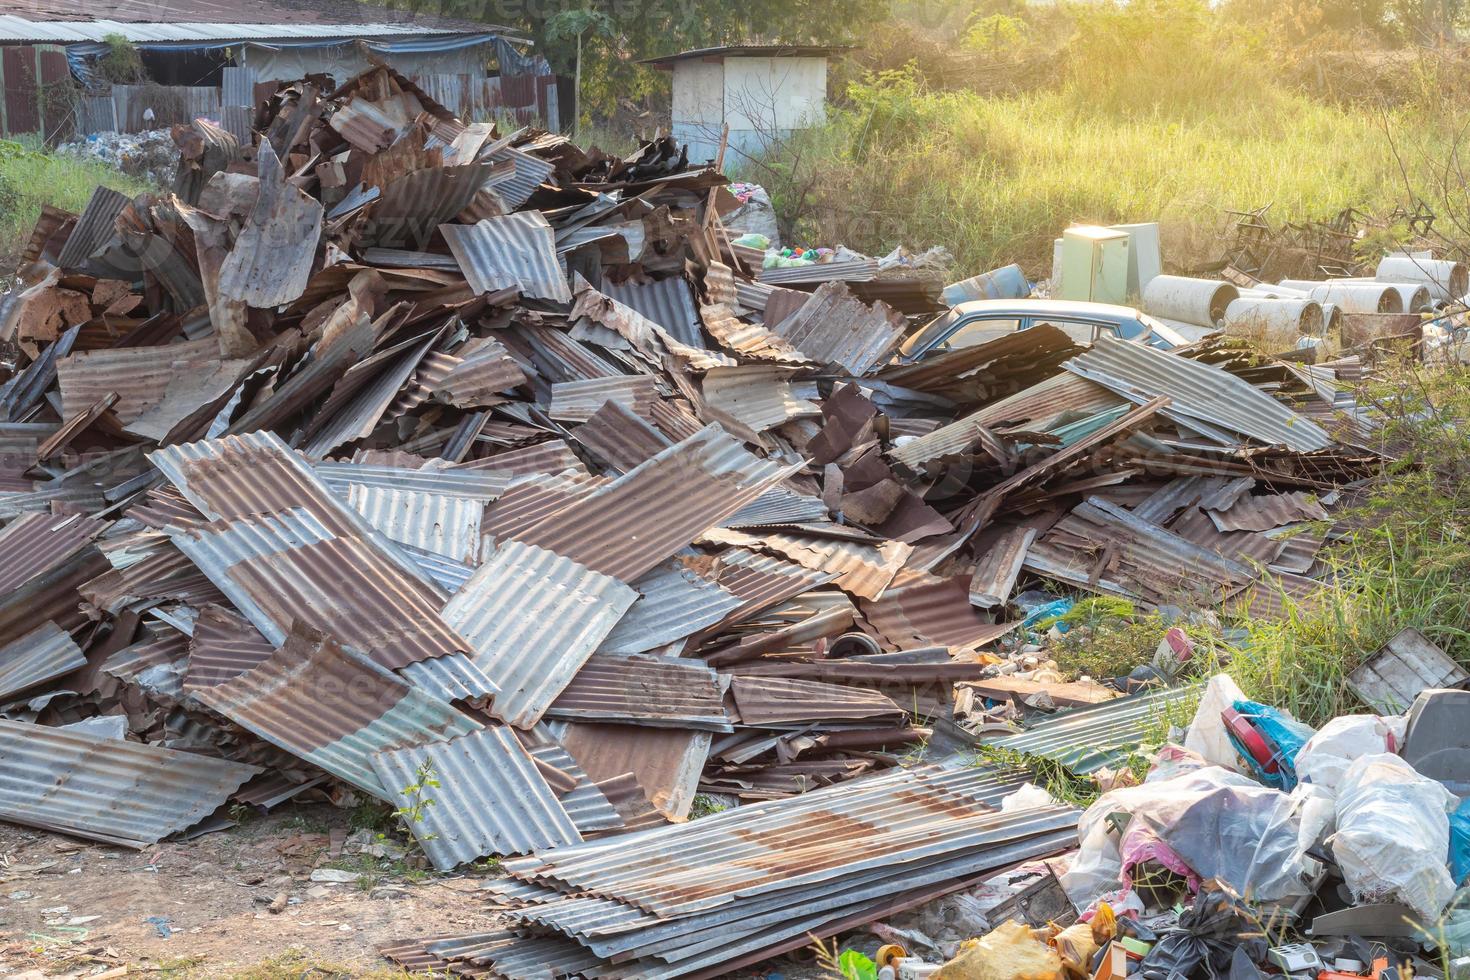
xmin=1222 ymin=707 xmax=1281 ymax=775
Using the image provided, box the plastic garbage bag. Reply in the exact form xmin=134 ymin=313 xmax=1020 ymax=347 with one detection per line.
xmin=1001 ymin=783 xmax=1059 ymax=813
xmin=1138 ymin=881 xmax=1267 ymax=980
xmin=1184 ymin=675 xmax=1248 ymax=771
xmin=1329 ymin=752 xmax=1457 ymax=919
xmin=933 ymin=920 xmax=1064 ymax=980
xmin=1295 ymin=714 xmax=1406 ymax=794
xmin=1061 ymin=766 xmax=1327 ymax=910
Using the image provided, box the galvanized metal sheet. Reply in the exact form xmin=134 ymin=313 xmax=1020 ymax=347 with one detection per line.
xmin=56 ymin=185 xmax=130 ymax=269
xmin=549 ymin=375 xmax=659 ymax=423
xmin=765 ymin=280 xmax=904 ymax=376
xmin=217 ymin=141 xmax=322 ymax=309
xmin=1207 ymin=491 xmax=1329 ymax=533
xmin=862 ymin=573 xmax=1015 ymax=650
xmin=0 ymin=622 xmax=85 ymax=701
xmin=703 ymin=527 xmax=910 ymax=602
xmin=441 ymin=211 xmax=571 ymax=303
xmin=546 ymin=653 xmax=731 ymax=730
xmin=485 ymin=145 xmax=554 ymax=209
xmin=0 ymin=718 xmax=259 ymax=848
xmin=1063 ymin=336 xmax=1332 ymax=451
xmin=597 ymin=562 xmax=742 ymax=656
xmin=0 ymin=512 xmax=104 ymax=594
xmin=192 ymin=624 xmax=481 ymax=799
xmin=517 ymin=725 xmax=624 ymax=835
xmin=441 ymin=541 xmax=637 ymax=728
xmin=729 ymin=676 xmax=904 ymax=726
xmin=345 ymin=484 xmax=483 ymax=564
xmin=702 ymin=365 xmax=821 ymax=434
xmin=316 ymin=461 xmax=512 ymax=501
xmin=602 ymin=277 xmax=702 ymax=349
xmin=370 ymin=725 xmax=580 ymax=870
xmin=571 ymin=399 xmax=671 ymax=473
xmin=557 ymin=722 xmax=711 ymax=821
xmin=990 ymin=684 xmax=1198 ymax=774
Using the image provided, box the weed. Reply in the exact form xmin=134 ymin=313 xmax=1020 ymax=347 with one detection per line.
xmin=689 ymin=794 xmax=729 ymax=819
xmin=392 ymin=758 xmax=440 ymax=843
xmin=0 ymin=140 xmax=153 ymax=270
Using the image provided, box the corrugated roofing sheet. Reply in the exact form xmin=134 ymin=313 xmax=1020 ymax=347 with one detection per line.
xmin=1063 ymin=337 xmax=1332 ymax=451
xmin=345 ymin=484 xmax=483 ymax=563
xmin=546 ymin=653 xmax=731 ymax=730
xmin=597 ymin=561 xmax=742 ymax=655
xmin=704 ymin=527 xmax=910 ymax=601
xmin=861 ymin=574 xmax=1015 ymax=650
xmin=442 ymin=211 xmax=571 ymax=302
xmin=0 ymin=512 xmax=105 ymax=593
xmin=484 ymin=145 xmax=554 ymax=210
xmin=571 ymin=399 xmax=671 ymax=473
xmin=192 ymin=624 xmax=481 ymax=799
xmin=768 ymin=281 xmax=905 ymax=376
xmin=429 ymin=336 xmax=526 ymax=407
xmin=702 ymin=365 xmax=821 ymax=434
xmin=701 ymin=302 xmax=809 ymax=364
xmin=0 ymin=15 xmax=495 ymax=43
xmin=317 ymin=461 xmax=512 ymax=501
xmin=729 ymin=676 xmax=904 ymax=726
xmin=0 ymin=718 xmax=259 ymax=848
xmin=0 ymin=622 xmax=86 ymax=701
xmin=516 ymin=726 xmax=624 ymax=835
xmin=183 ymin=603 xmax=272 ymax=692
xmin=510 ymin=423 xmax=797 ymax=582
xmin=968 ymin=526 xmax=1036 ymax=608
xmin=758 ymin=259 xmax=877 ymax=286
xmin=440 ymin=540 xmax=637 ymax=728
xmin=990 ymin=684 xmax=1198 ymax=774
xmin=548 ymin=374 xmax=659 ymax=423
xmin=1207 ymin=491 xmax=1329 ymax=533
xmin=458 ymin=439 xmax=587 ymax=477
xmin=557 ymin=722 xmax=711 ymax=820
xmin=370 ymin=725 xmax=580 ymax=870
xmin=217 ymin=142 xmax=322 ymax=310
xmin=602 ymin=277 xmax=702 ymax=349
xmin=56 ymin=185 xmax=130 ymax=269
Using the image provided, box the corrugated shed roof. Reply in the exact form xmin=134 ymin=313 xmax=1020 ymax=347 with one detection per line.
xmin=0 ymin=622 xmax=87 ymax=701
xmin=370 ymin=725 xmax=581 ymax=870
xmin=546 ymin=653 xmax=731 ymax=730
xmin=768 ymin=281 xmax=905 ymax=376
xmin=0 ymin=718 xmax=259 ymax=848
xmin=548 ymin=375 xmax=659 ymax=423
xmin=597 ymin=562 xmax=742 ymax=655
xmin=440 ymin=541 xmax=637 ymax=729
xmin=729 ymin=676 xmax=904 ymax=726
xmin=989 ymin=684 xmax=1198 ymax=774
xmin=510 ymin=424 xmax=797 ymax=582
xmin=0 ymin=13 xmax=505 ymax=43
xmin=601 ymin=277 xmax=702 ymax=349
xmin=0 ymin=512 xmax=105 ymax=594
xmin=192 ymin=624 xmax=482 ymax=799
xmin=345 ymin=485 xmax=483 ymax=564
xmin=441 ymin=212 xmax=571 ymax=303
xmin=1063 ymin=337 xmax=1332 ymax=451
xmin=168 ymin=507 xmax=469 ymax=670
xmin=557 ymin=722 xmax=711 ymax=820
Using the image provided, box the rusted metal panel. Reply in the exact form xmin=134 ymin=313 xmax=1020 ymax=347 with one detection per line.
xmin=571 ymin=399 xmax=671 ymax=473
xmin=701 ymin=302 xmax=809 ymax=364
xmin=481 ymin=472 xmax=608 ymax=542
xmin=767 ymin=281 xmax=905 ymax=376
xmin=193 ymin=624 xmax=482 ymax=800
xmin=183 ymin=603 xmax=273 ymax=693
xmin=217 ymin=141 xmax=322 ymax=309
xmin=345 ymin=485 xmax=483 ymax=564
xmin=0 ymin=512 xmax=105 ymax=593
xmin=703 ymin=527 xmax=910 ymax=602
xmin=702 ymin=365 xmax=820 ymax=434
xmin=758 ymin=258 xmax=877 ymax=286
xmin=440 ymin=541 xmax=637 ymax=729
xmin=484 ymin=144 xmax=554 ymax=209
xmin=56 ymin=185 xmax=131 ymax=269
xmin=969 ymin=526 xmax=1036 ymax=608
xmin=557 ymin=722 xmax=711 ymax=821
xmin=511 ymin=424 xmax=797 ymax=582
xmin=729 ymin=676 xmax=905 ymax=727
xmin=457 ymin=439 xmax=587 ymax=478
xmin=429 ymin=337 xmax=526 ymax=407
xmin=602 ymin=276 xmax=702 ymax=349
xmin=546 ymin=653 xmax=731 ymax=731
xmin=442 ymin=211 xmax=571 ymax=302
xmin=361 ymin=159 xmax=506 ymax=250
xmin=318 ymin=462 xmax=511 ymax=502
xmin=549 ymin=375 xmax=659 ymax=423
xmin=1063 ymin=336 xmax=1332 ymax=451
xmin=598 ymin=562 xmax=742 ymax=655
xmin=0 ymin=718 xmax=259 ymax=848
xmin=1207 ymin=490 xmax=1329 ymax=533
xmin=371 ymin=725 xmax=581 ymax=870
xmin=863 ymin=574 xmax=1015 ymax=650
xmin=0 ymin=621 xmax=85 ymax=701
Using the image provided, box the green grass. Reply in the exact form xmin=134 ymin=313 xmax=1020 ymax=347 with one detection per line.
xmin=0 ymin=139 xmax=154 ymax=271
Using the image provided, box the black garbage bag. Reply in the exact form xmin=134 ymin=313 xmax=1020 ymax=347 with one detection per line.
xmin=1139 ymin=880 xmax=1268 ymax=980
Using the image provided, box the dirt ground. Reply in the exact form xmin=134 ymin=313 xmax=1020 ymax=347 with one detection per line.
xmin=0 ymin=804 xmax=503 ymax=978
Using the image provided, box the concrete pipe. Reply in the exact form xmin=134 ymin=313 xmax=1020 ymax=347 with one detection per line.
xmin=1223 ymin=297 xmax=1325 ymax=338
xmin=1239 ymin=285 xmax=1310 ymax=300
xmin=1142 ymin=275 xmax=1240 ymax=327
xmin=1319 ymin=302 xmax=1342 ymax=337
xmin=1376 ymin=255 xmax=1468 ymax=302
xmin=1276 ymin=280 xmax=1403 ymax=314
xmin=942 ymin=263 xmax=1029 ymax=306
xmin=828 ymin=632 xmax=883 ymax=658
xmin=1383 ymin=282 xmax=1433 ymax=313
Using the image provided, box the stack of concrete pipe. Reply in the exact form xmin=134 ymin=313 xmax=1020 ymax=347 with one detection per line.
xmin=1142 ymin=275 xmax=1325 ymax=338
xmin=1375 ymin=255 xmax=1467 ymax=304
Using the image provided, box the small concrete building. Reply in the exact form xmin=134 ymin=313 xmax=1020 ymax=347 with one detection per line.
xmin=642 ymin=44 xmax=845 ymax=166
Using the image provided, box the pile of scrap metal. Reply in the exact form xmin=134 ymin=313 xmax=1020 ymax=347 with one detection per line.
xmin=0 ymin=63 xmax=1385 ymax=978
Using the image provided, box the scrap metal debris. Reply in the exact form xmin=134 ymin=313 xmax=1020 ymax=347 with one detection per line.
xmin=0 ymin=64 xmax=1389 ymax=978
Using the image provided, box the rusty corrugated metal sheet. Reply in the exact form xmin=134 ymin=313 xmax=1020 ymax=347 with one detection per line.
xmin=345 ymin=485 xmax=483 ymax=564
xmin=1170 ymin=507 xmax=1286 ymax=565
xmin=441 ymin=540 xmax=637 ymax=728
xmin=56 ymin=338 xmax=250 ymax=440
xmin=862 ymin=573 xmax=1015 ymax=650
xmin=557 ymin=721 xmax=711 ymax=821
xmin=442 ymin=211 xmax=571 ymax=302
xmin=546 ymin=653 xmax=731 ymax=730
xmin=0 ymin=622 xmax=86 ymax=701
xmin=969 ymin=526 xmax=1036 ymax=608
xmin=598 ymin=561 xmax=742 ymax=655
xmin=183 ymin=603 xmax=272 ymax=692
xmin=510 ymin=424 xmax=797 ymax=582
xmin=571 ymin=399 xmax=671 ymax=473
xmin=990 ymin=685 xmax=1198 ymax=775
xmin=1064 ymin=337 xmax=1332 ymax=451
xmin=602 ymin=277 xmax=702 ymax=349
xmin=361 ymin=160 xmax=505 ymax=249
xmin=0 ymin=512 xmax=105 ymax=593
xmin=702 ymin=365 xmax=821 ymax=434
xmin=456 ymin=439 xmax=588 ymax=477
xmin=430 ymin=336 xmax=526 ymax=407
xmin=515 ymin=726 xmax=624 ymax=835
xmin=485 ymin=144 xmax=554 ymax=209
xmin=192 ymin=624 xmax=482 ymax=799
xmin=217 ymin=142 xmax=322 ymax=309
xmin=56 ymin=185 xmax=130 ymax=269
xmin=370 ymin=725 xmax=581 ymax=870
xmin=767 ymin=281 xmax=905 ymax=376
xmin=0 ymin=718 xmax=259 ymax=848
xmin=100 ymin=632 xmax=190 ymax=702
xmin=758 ymin=258 xmax=877 ymax=285
xmin=705 ymin=548 xmax=837 ymax=628
xmin=729 ymin=675 xmax=904 ymax=726
xmin=1133 ymin=476 xmax=1253 ymax=525
xmin=700 ymin=302 xmax=808 ymax=363
xmin=481 ymin=472 xmax=609 ymax=542
xmin=317 ymin=461 xmax=512 ymax=502
xmin=548 ymin=375 xmax=659 ymax=423
xmin=704 ymin=527 xmax=910 ymax=602
xmin=1207 ymin=491 xmax=1329 ymax=533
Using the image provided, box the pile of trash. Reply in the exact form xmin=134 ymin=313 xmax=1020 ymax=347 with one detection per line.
xmin=55 ymin=128 xmax=177 ymax=187
xmin=0 ymin=63 xmax=1438 ymax=978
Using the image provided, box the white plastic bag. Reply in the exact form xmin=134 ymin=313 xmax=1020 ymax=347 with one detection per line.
xmin=1295 ymin=715 xmax=1406 ymax=793
xmin=1182 ymin=674 xmax=1248 ymax=771
xmin=1000 ymin=783 xmax=1058 ymax=812
xmin=1330 ymin=753 xmax=1457 ymax=919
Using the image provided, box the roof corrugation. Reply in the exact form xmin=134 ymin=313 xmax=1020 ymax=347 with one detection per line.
xmin=396 ymin=652 xmax=500 ymax=703
xmin=556 ymin=722 xmax=711 ymax=821
xmin=1207 ymin=491 xmax=1329 ymax=533
xmin=484 ymin=145 xmax=554 ymax=210
xmin=601 ymin=277 xmax=702 ymax=349
xmin=0 ymin=718 xmax=259 ymax=848
xmin=169 ymin=507 xmax=469 ymax=670
xmin=597 ymin=562 xmax=742 ymax=656
xmin=768 ymin=281 xmax=905 ymax=376
xmin=457 ymin=439 xmax=588 ymax=478
xmin=517 ymin=726 xmax=624 ymax=835
xmin=430 ymin=336 xmax=527 ymax=407
xmin=316 ymin=461 xmax=512 ymax=501
xmin=546 ymin=653 xmax=731 ymax=730
xmin=481 ymin=472 xmax=608 ymax=542
xmin=510 ymin=423 xmax=797 ymax=582
xmin=571 ymin=399 xmax=671 ymax=473
xmin=193 ymin=625 xmax=482 ymax=799
xmin=723 ymin=486 xmax=830 ymax=528
xmin=703 ymin=527 xmax=910 ymax=601
xmin=548 ymin=375 xmax=659 ymax=423
xmin=0 ymin=15 xmax=494 ymax=43
xmin=360 ymin=160 xmax=505 ymax=250
xmin=0 ymin=512 xmax=105 ymax=593
xmin=757 ymin=259 xmax=877 ymax=285
xmin=729 ymin=676 xmax=904 ymax=726
xmin=989 ymin=684 xmax=1198 ymax=774
xmin=0 ymin=622 xmax=86 ymax=701
xmin=861 ymin=574 xmax=1014 ymax=650
xmin=370 ymin=725 xmax=580 ymax=870
xmin=56 ymin=338 xmax=248 ymax=438
xmin=56 ymin=185 xmax=130 ymax=269
xmin=441 ymin=541 xmax=637 ymax=729
xmin=441 ymin=212 xmax=571 ymax=302
xmin=701 ymin=302 xmax=809 ymax=364
xmin=1063 ymin=337 xmax=1332 ymax=451
xmin=345 ymin=485 xmax=483 ymax=563
xmin=100 ymin=632 xmax=190 ymax=702
xmin=702 ymin=365 xmax=821 ymax=433
xmin=968 ymin=526 xmax=1036 ymax=608
xmin=183 ymin=603 xmax=272 ymax=693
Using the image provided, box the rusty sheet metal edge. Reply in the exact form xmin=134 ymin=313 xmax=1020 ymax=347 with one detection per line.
xmin=0 ymin=621 xmax=87 ymax=701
